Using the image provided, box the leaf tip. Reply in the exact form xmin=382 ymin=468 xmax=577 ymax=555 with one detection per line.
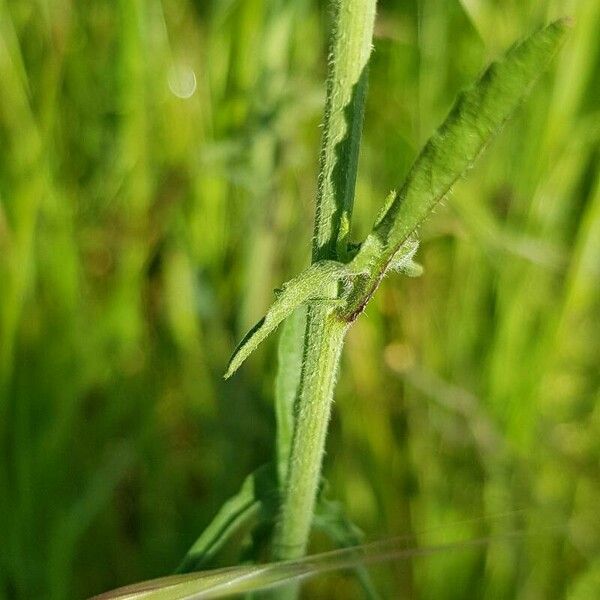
xmin=223 ymin=360 xmax=236 ymax=379
xmin=224 ymin=347 xmax=246 ymax=380
xmin=223 ymin=347 xmax=244 ymax=380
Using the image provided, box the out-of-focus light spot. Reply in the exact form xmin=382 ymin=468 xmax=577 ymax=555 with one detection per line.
xmin=168 ymin=65 xmax=197 ymax=99
xmin=383 ymin=342 xmax=415 ymax=373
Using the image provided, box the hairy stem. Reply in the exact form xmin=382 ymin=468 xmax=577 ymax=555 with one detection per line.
xmin=274 ymin=309 xmax=349 ymax=560
xmin=273 ymin=0 xmax=377 ymax=574
xmin=313 ymin=0 xmax=378 ymax=262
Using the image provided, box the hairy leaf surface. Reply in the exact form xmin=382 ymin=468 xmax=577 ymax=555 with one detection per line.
xmin=346 ymin=19 xmax=569 ymax=316
xmin=225 ymin=261 xmax=349 ymax=378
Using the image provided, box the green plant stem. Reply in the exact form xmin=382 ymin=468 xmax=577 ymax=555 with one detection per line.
xmin=274 ymin=308 xmax=349 ymax=561
xmin=313 ymin=0 xmax=378 ymax=262
xmin=273 ymin=0 xmax=377 ymax=572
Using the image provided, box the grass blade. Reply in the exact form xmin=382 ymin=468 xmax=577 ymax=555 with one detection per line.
xmin=92 ymin=527 xmax=544 ymax=599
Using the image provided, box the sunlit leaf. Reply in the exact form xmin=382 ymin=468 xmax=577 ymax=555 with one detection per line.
xmin=346 ymin=19 xmax=570 ymax=315
xmin=225 ymin=260 xmax=349 ymax=378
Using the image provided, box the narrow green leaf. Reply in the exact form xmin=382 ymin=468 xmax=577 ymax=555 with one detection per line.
xmin=274 ymin=306 xmax=306 ymax=488
xmin=177 ymin=464 xmax=277 ymax=573
xmin=225 ymin=260 xmax=349 ymax=378
xmin=346 ymin=19 xmax=570 ymax=315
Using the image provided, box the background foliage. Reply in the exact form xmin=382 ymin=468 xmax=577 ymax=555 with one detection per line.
xmin=0 ymin=0 xmax=598 ymax=598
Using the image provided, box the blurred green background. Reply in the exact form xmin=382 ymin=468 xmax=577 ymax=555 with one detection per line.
xmin=0 ymin=0 xmax=598 ymax=598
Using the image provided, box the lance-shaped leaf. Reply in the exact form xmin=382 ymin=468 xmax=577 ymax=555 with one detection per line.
xmin=177 ymin=464 xmax=277 ymax=574
xmin=345 ymin=19 xmax=569 ymax=317
xmin=225 ymin=260 xmax=349 ymax=378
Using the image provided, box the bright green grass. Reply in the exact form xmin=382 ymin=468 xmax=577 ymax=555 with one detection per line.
xmin=0 ymin=1 xmax=598 ymax=599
